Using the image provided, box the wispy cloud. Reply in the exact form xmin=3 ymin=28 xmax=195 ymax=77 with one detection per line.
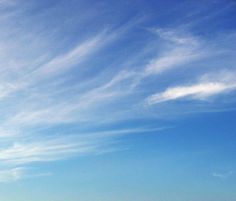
xmin=0 ymin=167 xmax=25 ymax=183
xmin=147 ymin=82 xmax=236 ymax=104
xmin=212 ymin=171 xmax=235 ymax=179
xmin=0 ymin=127 xmax=164 ymax=165
xmin=145 ymin=47 xmax=202 ymax=75
xmin=144 ymin=28 xmax=204 ymax=75
xmin=0 ymin=137 xmax=99 ymax=165
xmin=31 ymin=31 xmax=108 ymax=78
xmin=0 ymin=167 xmax=53 ymax=183
xmin=146 ymin=71 xmax=236 ymax=104
xmin=0 ymin=30 xmax=114 ymax=100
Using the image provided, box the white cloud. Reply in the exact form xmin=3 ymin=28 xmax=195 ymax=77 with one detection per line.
xmin=154 ymin=28 xmax=199 ymax=45
xmin=148 ymin=82 xmax=236 ymax=104
xmin=212 ymin=171 xmax=234 ymax=179
xmin=145 ymin=47 xmax=202 ymax=75
xmin=0 ymin=167 xmax=25 ymax=183
xmin=32 ymin=32 xmax=107 ymax=78
xmin=0 ymin=30 xmax=110 ymax=100
xmin=144 ymin=28 xmax=204 ymax=75
xmin=146 ymin=72 xmax=236 ymax=105
xmin=0 ymin=167 xmax=53 ymax=182
xmin=0 ymin=137 xmax=99 ymax=165
xmin=0 ymin=127 xmax=163 ymax=165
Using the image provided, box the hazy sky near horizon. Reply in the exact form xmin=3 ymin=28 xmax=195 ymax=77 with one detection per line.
xmin=0 ymin=0 xmax=236 ymax=200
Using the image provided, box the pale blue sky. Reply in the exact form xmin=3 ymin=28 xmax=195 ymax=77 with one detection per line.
xmin=0 ymin=0 xmax=235 ymax=200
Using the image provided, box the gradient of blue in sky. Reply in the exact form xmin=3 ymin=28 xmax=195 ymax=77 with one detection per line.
xmin=0 ymin=0 xmax=236 ymax=200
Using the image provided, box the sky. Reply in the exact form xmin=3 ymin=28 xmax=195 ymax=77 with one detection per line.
xmin=0 ymin=0 xmax=235 ymax=200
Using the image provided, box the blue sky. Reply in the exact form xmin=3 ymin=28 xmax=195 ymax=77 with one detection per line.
xmin=0 ymin=0 xmax=236 ymax=200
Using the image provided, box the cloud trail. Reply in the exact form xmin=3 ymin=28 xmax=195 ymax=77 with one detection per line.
xmin=147 ymin=82 xmax=236 ymax=104
xmin=0 ymin=167 xmax=25 ymax=183
xmin=146 ymin=71 xmax=236 ymax=104
xmin=144 ymin=28 xmax=204 ymax=75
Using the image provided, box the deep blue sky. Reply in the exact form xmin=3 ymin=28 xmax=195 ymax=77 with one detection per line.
xmin=0 ymin=0 xmax=235 ymax=200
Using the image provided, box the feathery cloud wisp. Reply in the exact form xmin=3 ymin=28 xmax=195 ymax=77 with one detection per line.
xmin=32 ymin=31 xmax=108 ymax=78
xmin=146 ymin=73 xmax=236 ymax=105
xmin=212 ymin=171 xmax=234 ymax=179
xmin=0 ymin=167 xmax=25 ymax=183
xmin=144 ymin=29 xmax=203 ymax=75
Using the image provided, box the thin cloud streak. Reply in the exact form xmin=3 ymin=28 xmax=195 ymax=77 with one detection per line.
xmin=0 ymin=167 xmax=53 ymax=183
xmin=145 ymin=47 xmax=202 ymax=75
xmin=0 ymin=30 xmax=111 ymax=100
xmin=31 ymin=31 xmax=108 ymax=78
xmin=146 ymin=82 xmax=236 ymax=105
xmin=144 ymin=28 xmax=204 ymax=75
xmin=0 ymin=167 xmax=25 ymax=183
xmin=212 ymin=171 xmax=235 ymax=179
xmin=0 ymin=127 xmax=164 ymax=165
xmin=146 ymin=69 xmax=236 ymax=105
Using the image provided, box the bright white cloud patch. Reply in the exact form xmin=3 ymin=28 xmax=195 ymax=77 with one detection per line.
xmin=147 ymin=80 xmax=236 ymax=104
